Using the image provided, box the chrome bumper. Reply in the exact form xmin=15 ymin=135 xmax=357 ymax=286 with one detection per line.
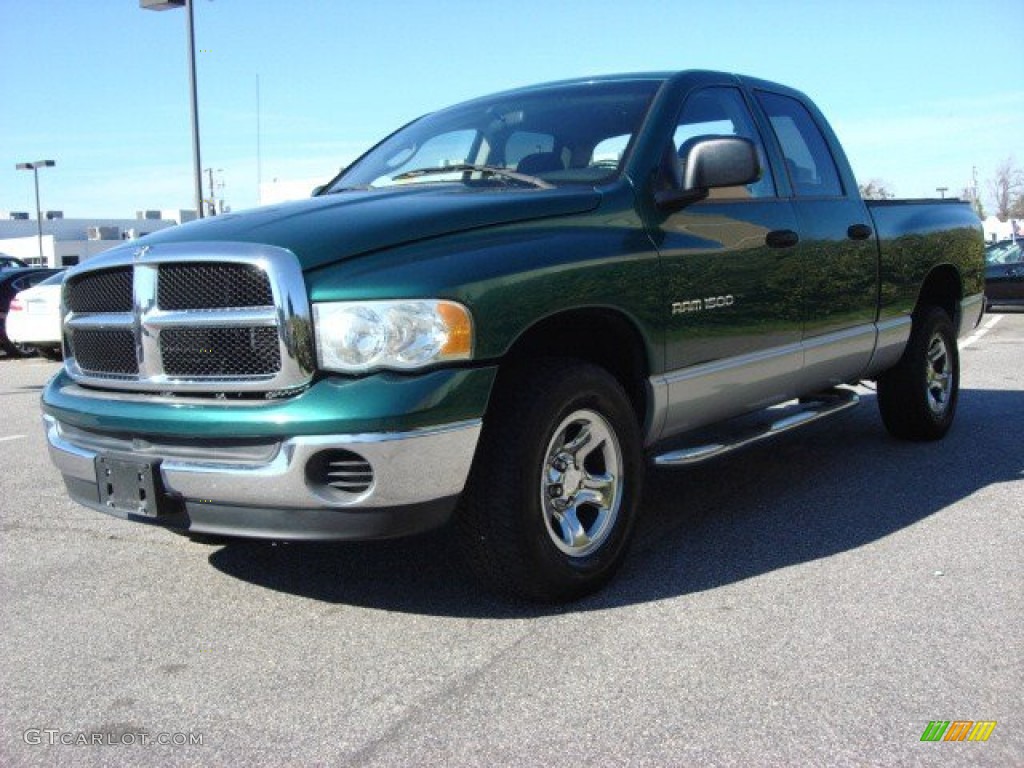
xmin=44 ymin=415 xmax=481 ymax=539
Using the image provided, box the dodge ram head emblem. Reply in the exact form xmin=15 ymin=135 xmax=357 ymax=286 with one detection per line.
xmin=133 ymin=245 xmax=150 ymax=261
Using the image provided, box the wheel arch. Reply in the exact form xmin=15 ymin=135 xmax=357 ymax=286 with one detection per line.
xmin=914 ymin=264 xmax=963 ymax=326
xmin=494 ymin=307 xmax=651 ymax=427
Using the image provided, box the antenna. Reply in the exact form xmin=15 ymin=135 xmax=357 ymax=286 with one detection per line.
xmin=257 ymin=73 xmax=263 ymax=205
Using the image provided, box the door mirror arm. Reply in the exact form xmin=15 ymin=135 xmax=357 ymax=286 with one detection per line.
xmin=654 ymin=187 xmax=709 ymax=212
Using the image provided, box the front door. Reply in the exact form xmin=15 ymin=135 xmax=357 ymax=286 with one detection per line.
xmin=649 ymin=86 xmax=805 ymax=435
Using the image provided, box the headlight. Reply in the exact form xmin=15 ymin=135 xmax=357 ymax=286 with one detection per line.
xmin=313 ymin=299 xmax=473 ymax=373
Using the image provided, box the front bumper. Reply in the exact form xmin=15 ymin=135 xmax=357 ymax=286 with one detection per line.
xmin=45 ymin=414 xmax=481 ymax=540
xmin=41 ymin=365 xmax=496 ymax=539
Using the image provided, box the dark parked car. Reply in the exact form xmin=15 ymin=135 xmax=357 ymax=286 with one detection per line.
xmin=0 ymin=255 xmax=30 ymax=270
xmin=1 ymin=268 xmax=63 ymax=357
xmin=985 ymin=239 xmax=1024 ymax=310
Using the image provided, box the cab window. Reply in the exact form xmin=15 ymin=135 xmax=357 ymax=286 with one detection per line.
xmin=756 ymin=91 xmax=844 ymax=198
xmin=671 ymin=87 xmax=776 ymax=199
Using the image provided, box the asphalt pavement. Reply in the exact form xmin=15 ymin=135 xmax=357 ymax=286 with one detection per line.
xmin=1 ymin=312 xmax=1021 ymax=767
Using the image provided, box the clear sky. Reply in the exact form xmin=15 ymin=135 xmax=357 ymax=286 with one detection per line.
xmin=2 ymin=0 xmax=1023 ymax=218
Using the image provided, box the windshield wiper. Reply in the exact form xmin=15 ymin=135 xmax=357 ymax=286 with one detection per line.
xmin=390 ymin=164 xmax=553 ymax=189
xmin=325 ymin=185 xmax=372 ymax=194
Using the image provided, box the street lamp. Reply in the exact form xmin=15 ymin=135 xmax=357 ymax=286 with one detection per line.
xmin=140 ymin=0 xmax=204 ymax=218
xmin=936 ymin=187 xmax=949 ymax=199
xmin=15 ymin=160 xmax=56 ymax=264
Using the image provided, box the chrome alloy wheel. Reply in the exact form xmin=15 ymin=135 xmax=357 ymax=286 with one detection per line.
xmin=925 ymin=331 xmax=953 ymax=416
xmin=540 ymin=409 xmax=624 ymax=558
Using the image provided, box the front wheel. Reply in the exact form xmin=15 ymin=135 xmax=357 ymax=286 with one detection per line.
xmin=457 ymin=359 xmax=643 ymax=602
xmin=877 ymin=306 xmax=959 ymax=441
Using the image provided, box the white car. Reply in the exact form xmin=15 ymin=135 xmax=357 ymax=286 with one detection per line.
xmin=5 ymin=271 xmax=65 ymax=360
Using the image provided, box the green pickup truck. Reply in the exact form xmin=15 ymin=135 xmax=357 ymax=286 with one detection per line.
xmin=42 ymin=71 xmax=984 ymax=601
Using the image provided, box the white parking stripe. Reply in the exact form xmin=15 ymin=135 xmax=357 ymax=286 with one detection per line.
xmin=961 ymin=314 xmax=1002 ymax=349
xmin=0 ymin=435 xmax=27 ymax=443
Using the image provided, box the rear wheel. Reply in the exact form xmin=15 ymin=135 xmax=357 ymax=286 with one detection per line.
xmin=877 ymin=306 xmax=959 ymax=441
xmin=458 ymin=359 xmax=643 ymax=602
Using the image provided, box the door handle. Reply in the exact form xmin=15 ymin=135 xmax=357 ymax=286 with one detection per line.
xmin=766 ymin=230 xmax=800 ymax=249
xmin=847 ymin=223 xmax=873 ymax=241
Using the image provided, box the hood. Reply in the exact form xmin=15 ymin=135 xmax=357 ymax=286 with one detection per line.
xmin=139 ymin=185 xmax=602 ymax=271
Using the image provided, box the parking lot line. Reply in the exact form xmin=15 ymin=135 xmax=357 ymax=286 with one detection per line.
xmin=0 ymin=435 xmax=27 ymax=443
xmin=961 ymin=314 xmax=1002 ymax=349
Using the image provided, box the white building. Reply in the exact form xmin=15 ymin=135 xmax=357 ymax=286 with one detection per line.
xmin=0 ymin=210 xmax=196 ymax=268
xmin=982 ymin=216 xmax=1021 ymax=243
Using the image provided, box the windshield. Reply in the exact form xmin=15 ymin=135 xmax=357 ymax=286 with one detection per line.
xmin=985 ymin=241 xmax=1022 ymax=265
xmin=329 ymin=79 xmax=661 ymax=191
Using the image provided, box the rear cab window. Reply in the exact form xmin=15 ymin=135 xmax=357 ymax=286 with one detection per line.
xmin=756 ymin=91 xmax=844 ymax=198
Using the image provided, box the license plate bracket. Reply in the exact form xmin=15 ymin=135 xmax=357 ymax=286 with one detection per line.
xmin=95 ymin=455 xmax=165 ymax=518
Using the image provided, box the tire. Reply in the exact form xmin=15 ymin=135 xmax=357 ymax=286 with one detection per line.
xmin=1 ymin=339 xmax=38 ymax=358
xmin=877 ymin=306 xmax=959 ymax=441
xmin=457 ymin=359 xmax=643 ymax=602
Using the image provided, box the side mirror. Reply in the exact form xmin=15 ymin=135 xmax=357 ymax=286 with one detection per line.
xmin=683 ymin=136 xmax=759 ymax=190
xmin=311 ymin=185 xmax=326 ymax=197
xmin=656 ymin=136 xmax=760 ymax=212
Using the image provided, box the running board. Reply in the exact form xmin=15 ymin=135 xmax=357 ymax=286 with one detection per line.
xmin=652 ymin=388 xmax=860 ymax=468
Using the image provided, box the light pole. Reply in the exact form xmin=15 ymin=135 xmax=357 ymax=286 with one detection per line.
xmin=936 ymin=187 xmax=948 ymax=199
xmin=204 ymin=167 xmax=224 ymax=215
xmin=15 ymin=160 xmax=56 ymax=264
xmin=140 ymin=0 xmax=204 ymax=218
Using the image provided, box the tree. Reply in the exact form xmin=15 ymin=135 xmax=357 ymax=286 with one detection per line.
xmin=858 ymin=178 xmax=895 ymax=200
xmin=988 ymin=157 xmax=1024 ymax=222
xmin=1010 ymin=193 xmax=1024 ymax=220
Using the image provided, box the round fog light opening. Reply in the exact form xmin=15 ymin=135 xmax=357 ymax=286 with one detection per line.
xmin=308 ymin=449 xmax=374 ymax=495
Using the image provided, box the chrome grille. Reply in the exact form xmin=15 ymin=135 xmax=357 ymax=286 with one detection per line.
xmin=158 ymin=263 xmax=273 ymax=310
xmin=160 ymin=327 xmax=281 ymax=377
xmin=64 ymin=268 xmax=133 ymax=313
xmin=62 ymin=243 xmax=313 ymax=394
xmin=70 ymin=329 xmax=138 ymax=376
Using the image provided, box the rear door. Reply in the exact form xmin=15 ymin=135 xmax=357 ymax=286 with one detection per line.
xmin=753 ymin=90 xmax=879 ymax=386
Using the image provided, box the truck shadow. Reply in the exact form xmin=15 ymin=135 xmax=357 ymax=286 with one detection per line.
xmin=208 ymin=387 xmax=1024 ymax=617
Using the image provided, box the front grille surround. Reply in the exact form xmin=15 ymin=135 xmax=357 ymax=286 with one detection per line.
xmin=62 ymin=243 xmax=314 ymax=394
